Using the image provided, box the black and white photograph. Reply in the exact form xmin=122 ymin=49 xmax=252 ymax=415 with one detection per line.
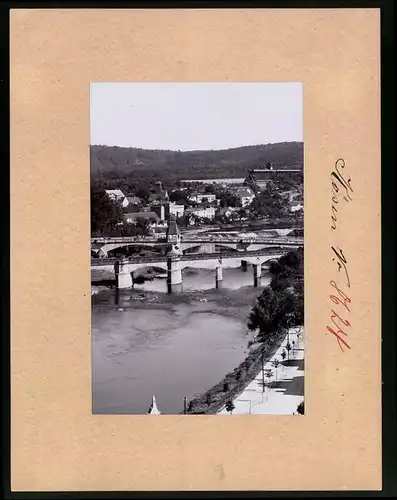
xmin=91 ymin=82 xmax=304 ymax=415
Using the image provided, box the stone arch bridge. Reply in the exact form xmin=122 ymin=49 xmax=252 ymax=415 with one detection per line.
xmin=91 ymin=237 xmax=302 ymax=258
xmin=91 ymin=247 xmax=297 ymax=292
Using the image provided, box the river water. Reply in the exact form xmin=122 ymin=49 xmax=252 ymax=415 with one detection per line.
xmin=92 ymin=262 xmax=271 ymax=414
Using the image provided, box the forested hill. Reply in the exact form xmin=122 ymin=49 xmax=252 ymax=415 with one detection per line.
xmin=91 ymin=142 xmax=303 ymax=180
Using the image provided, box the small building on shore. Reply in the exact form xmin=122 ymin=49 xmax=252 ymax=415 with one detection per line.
xmin=147 ymin=395 xmax=161 ymax=415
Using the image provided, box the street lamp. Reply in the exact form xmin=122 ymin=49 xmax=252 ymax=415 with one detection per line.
xmin=237 ymin=399 xmax=253 ymax=414
xmin=286 ymin=312 xmax=294 ymax=344
xmin=264 ymin=368 xmax=273 ymax=389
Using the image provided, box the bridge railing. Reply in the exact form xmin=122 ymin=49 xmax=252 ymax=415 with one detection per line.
xmin=91 ymin=237 xmax=303 ymax=246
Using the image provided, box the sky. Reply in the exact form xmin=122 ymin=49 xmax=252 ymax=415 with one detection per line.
xmin=90 ymin=82 xmax=303 ymax=151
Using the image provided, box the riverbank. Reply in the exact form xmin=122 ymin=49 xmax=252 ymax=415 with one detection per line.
xmin=183 ymin=329 xmax=286 ymax=414
xmin=92 ymin=283 xmax=262 ymax=316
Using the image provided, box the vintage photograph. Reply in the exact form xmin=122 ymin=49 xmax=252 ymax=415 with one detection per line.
xmin=91 ymin=82 xmax=304 ymax=415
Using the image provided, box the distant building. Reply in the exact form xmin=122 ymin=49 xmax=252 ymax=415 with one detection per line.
xmin=185 ymin=206 xmax=216 ymax=221
xmin=106 ymin=189 xmax=129 ymax=207
xmin=235 ymin=187 xmax=255 ymax=207
xmin=148 ymin=181 xmax=169 ymax=203
xmin=125 ymin=195 xmax=143 ymax=206
xmin=150 ymin=202 xmax=167 ymax=221
xmin=188 ymin=192 xmax=217 ymax=204
xmin=290 ymin=201 xmax=304 ymax=213
xmin=169 ymin=201 xmax=185 ymax=218
xmin=150 ymin=200 xmax=185 ymax=221
xmin=216 ymin=206 xmax=238 ymax=218
xmin=246 ymin=167 xmax=303 ymax=188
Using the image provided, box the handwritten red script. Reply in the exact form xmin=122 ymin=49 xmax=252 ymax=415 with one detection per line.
xmin=327 ymin=280 xmax=352 ymax=351
xmin=327 ymin=159 xmax=353 ymax=351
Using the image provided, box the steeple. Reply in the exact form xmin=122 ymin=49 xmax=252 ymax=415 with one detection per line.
xmin=147 ymin=394 xmax=161 ymax=415
xmin=166 ymin=216 xmax=181 ymax=243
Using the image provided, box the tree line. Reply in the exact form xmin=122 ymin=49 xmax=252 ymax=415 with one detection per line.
xmin=91 ymin=142 xmax=304 ymax=180
xmin=91 ymin=183 xmax=152 ymax=237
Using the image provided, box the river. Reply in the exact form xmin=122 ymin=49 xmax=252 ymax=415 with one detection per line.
xmin=92 ymin=263 xmax=271 ymax=414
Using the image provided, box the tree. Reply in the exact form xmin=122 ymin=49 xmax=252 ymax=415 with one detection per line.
xmin=91 ymin=184 xmax=124 ymax=236
xmin=248 ymin=286 xmax=299 ymax=339
xmin=269 ymin=249 xmax=304 ymax=328
xmin=219 ymin=192 xmax=241 ymax=208
xmin=90 ymin=142 xmax=303 ymax=181
xmin=251 ymin=184 xmax=289 ymax=218
xmin=296 ymin=401 xmax=304 ymax=415
xmin=225 ymin=400 xmax=235 ymax=415
xmin=169 ymin=190 xmax=188 ymax=205
xmin=247 ymin=286 xmax=283 ymax=337
xmin=204 ymin=184 xmax=216 ymax=194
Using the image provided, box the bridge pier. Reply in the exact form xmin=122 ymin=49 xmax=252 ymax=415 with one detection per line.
xmin=98 ymin=248 xmax=108 ymax=258
xmin=114 ymin=260 xmax=133 ymax=289
xmin=241 ymin=260 xmax=248 ymax=272
xmin=167 ymin=257 xmax=182 ymax=293
xmin=253 ymin=263 xmax=262 ymax=287
xmin=215 ymin=266 xmax=223 ymax=289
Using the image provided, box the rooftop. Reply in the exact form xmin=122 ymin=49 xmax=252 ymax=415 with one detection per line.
xmin=236 ymin=187 xmax=254 ymax=197
xmin=124 ymin=211 xmax=160 ymax=221
xmin=149 ymin=192 xmax=169 ymax=202
xmin=126 ymin=196 xmax=143 ymax=204
xmin=106 ymin=189 xmax=126 ymax=197
xmin=249 ymin=169 xmax=302 ymax=174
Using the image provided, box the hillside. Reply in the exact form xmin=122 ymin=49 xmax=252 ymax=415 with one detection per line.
xmin=91 ymin=142 xmax=303 ymax=180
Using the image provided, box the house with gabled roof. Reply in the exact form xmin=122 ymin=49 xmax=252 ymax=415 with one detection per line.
xmin=105 ymin=189 xmax=129 ymax=208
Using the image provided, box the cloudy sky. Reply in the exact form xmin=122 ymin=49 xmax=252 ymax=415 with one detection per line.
xmin=90 ymin=82 xmax=303 ymax=151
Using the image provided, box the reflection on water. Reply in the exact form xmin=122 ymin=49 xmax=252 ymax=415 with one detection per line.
xmin=92 ymin=265 xmax=271 ymax=414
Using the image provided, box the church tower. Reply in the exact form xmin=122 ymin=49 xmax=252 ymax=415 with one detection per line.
xmin=166 ymin=216 xmax=182 ymax=256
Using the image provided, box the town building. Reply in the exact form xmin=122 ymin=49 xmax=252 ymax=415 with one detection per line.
xmin=150 ymin=202 xmax=167 ymax=221
xmin=105 ymin=189 xmax=129 ymax=208
xmin=216 ymin=206 xmax=239 ymax=219
xmin=150 ymin=200 xmax=185 ymax=221
xmin=125 ymin=195 xmax=143 ymax=206
xmin=188 ymin=192 xmax=217 ymax=204
xmin=148 ymin=181 xmax=169 ymax=203
xmin=235 ymin=187 xmax=255 ymax=207
xmin=185 ymin=206 xmax=216 ymax=222
xmin=290 ymin=201 xmax=304 ymax=213
xmin=169 ymin=201 xmax=185 ymax=218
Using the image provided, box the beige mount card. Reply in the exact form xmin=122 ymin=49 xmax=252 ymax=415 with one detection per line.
xmin=10 ymin=8 xmax=381 ymax=492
